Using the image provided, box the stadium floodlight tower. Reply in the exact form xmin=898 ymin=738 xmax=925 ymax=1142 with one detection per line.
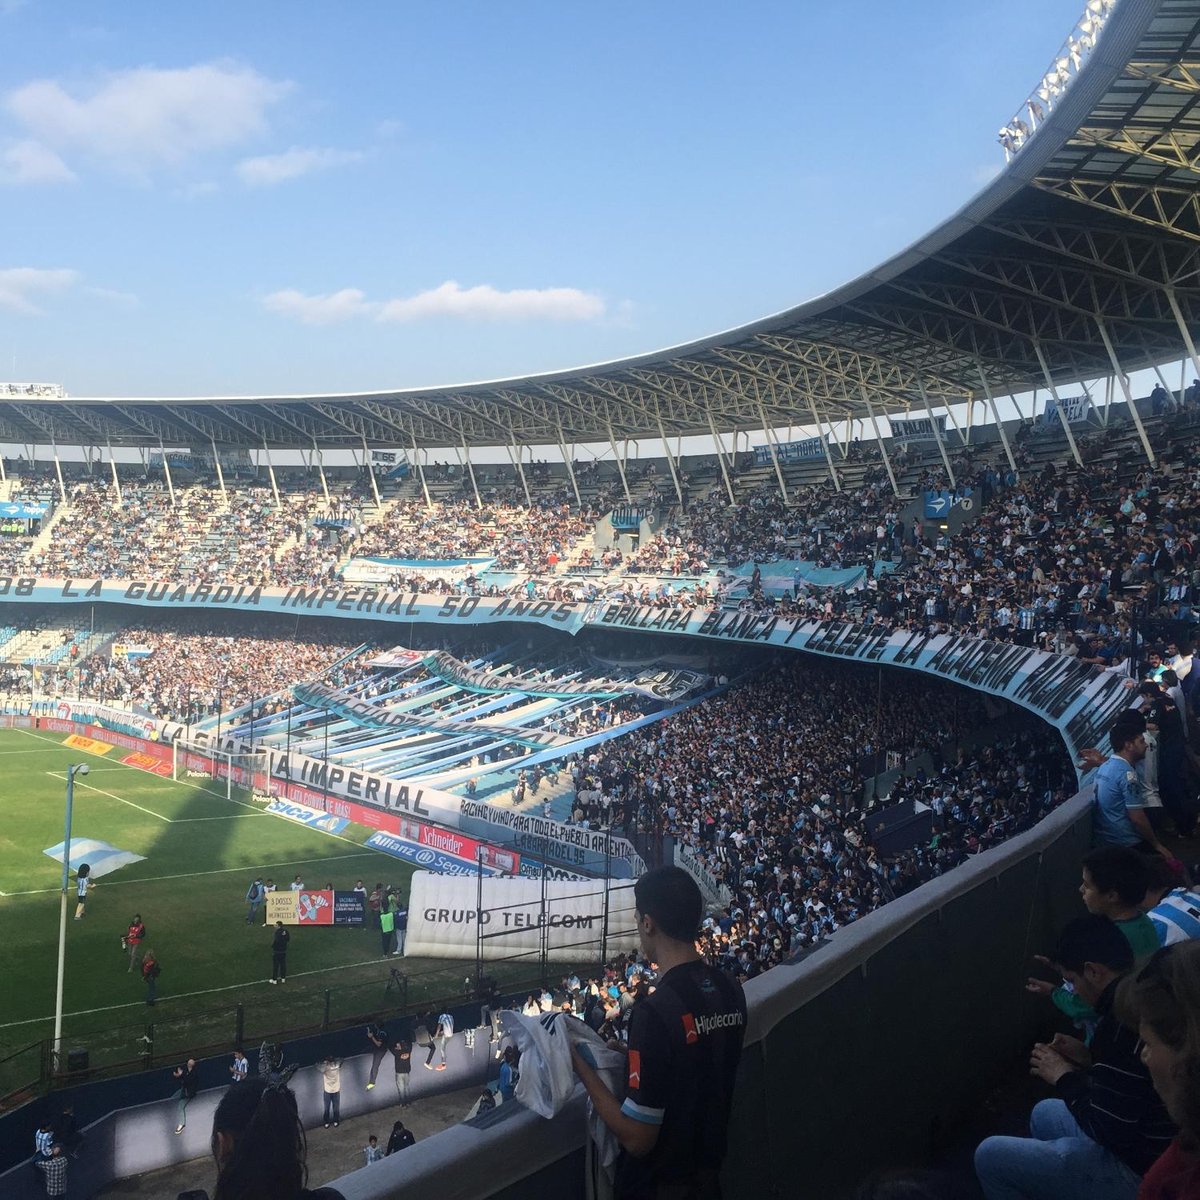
xmin=52 ymin=762 xmax=90 ymax=1071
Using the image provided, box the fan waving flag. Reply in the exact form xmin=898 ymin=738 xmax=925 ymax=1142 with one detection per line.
xmin=43 ymin=839 xmax=145 ymax=878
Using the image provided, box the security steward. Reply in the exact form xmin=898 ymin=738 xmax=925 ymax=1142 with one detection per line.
xmin=572 ymin=866 xmax=746 ymax=1200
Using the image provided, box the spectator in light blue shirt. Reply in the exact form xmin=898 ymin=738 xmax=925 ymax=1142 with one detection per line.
xmin=1089 ymin=715 xmax=1170 ymax=865
xmin=1144 ymin=858 xmax=1200 ymax=946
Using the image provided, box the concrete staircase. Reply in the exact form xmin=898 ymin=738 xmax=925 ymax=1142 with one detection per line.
xmin=22 ymin=498 xmax=74 ymax=562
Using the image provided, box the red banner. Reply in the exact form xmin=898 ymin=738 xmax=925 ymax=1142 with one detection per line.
xmin=397 ymin=816 xmax=520 ymax=875
xmin=121 ymin=750 xmax=172 ymax=777
xmin=297 ymin=890 xmax=334 ymax=925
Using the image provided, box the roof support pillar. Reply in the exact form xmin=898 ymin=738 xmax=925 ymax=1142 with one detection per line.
xmin=607 ymin=426 xmax=632 ymax=504
xmin=108 ymin=441 xmax=122 ymax=506
xmin=972 ymin=365 xmax=1017 ymax=476
xmin=655 ymin=414 xmax=684 ymax=507
xmin=861 ymin=390 xmax=899 ymax=498
xmin=210 ymin=438 xmax=226 ymax=503
xmin=261 ymin=439 xmax=280 ymax=505
xmin=916 ymin=378 xmax=956 ymax=490
xmin=805 ymin=395 xmax=840 ymax=492
xmin=756 ymin=401 xmax=788 ymax=503
xmin=1093 ymin=319 xmax=1155 ymax=466
xmin=1166 ymin=287 xmax=1200 ymax=389
xmin=942 ymin=399 xmax=967 ymax=446
xmin=159 ymin=437 xmax=176 ymax=508
xmin=0 ymin=452 xmax=6 ymax=484
xmin=312 ymin=440 xmax=330 ymax=505
xmin=411 ymin=435 xmax=432 ymax=510
xmin=52 ymin=429 xmax=66 ymax=505
xmin=705 ymin=412 xmax=736 ymax=505
xmin=457 ymin=438 xmax=482 ymax=508
xmin=965 ymin=396 xmax=974 ymax=445
xmin=506 ymin=439 xmax=531 ymax=505
xmin=1102 ymin=374 xmax=1114 ymax=426
xmin=360 ymin=436 xmax=382 ymax=508
xmin=1031 ymin=341 xmax=1084 ymax=468
xmin=1152 ymin=362 xmax=1179 ymax=409
xmin=555 ymin=426 xmax=582 ymax=508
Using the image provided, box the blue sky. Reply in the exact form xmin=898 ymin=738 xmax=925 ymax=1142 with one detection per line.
xmin=1 ymin=0 xmax=1089 ymax=399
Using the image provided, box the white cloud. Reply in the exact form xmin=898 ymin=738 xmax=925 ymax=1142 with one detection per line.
xmin=236 ymin=145 xmax=363 ymax=187
xmin=262 ymin=281 xmax=608 ymax=326
xmin=2 ymin=61 xmax=291 ymax=178
xmin=0 ymin=138 xmax=76 ymax=184
xmin=0 ymin=267 xmax=80 ymax=314
xmin=262 ymin=287 xmax=374 ymax=325
xmin=377 ymin=282 xmax=606 ymax=323
xmin=85 ymin=285 xmax=139 ymax=308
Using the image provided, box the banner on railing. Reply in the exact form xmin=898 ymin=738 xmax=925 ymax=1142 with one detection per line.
xmin=1043 ymin=395 xmax=1094 ymax=425
xmin=292 ymin=681 xmax=563 ymax=749
xmin=0 ymin=578 xmax=589 ymax=633
xmin=890 ymin=416 xmax=946 ymax=441
xmin=458 ymin=797 xmax=643 ymax=878
xmin=404 ymin=871 xmax=638 ymax=962
xmin=753 ymin=436 xmax=825 ymax=465
xmin=675 ymin=841 xmax=733 ymax=909
xmin=594 ymin=603 xmax=1128 ymax=764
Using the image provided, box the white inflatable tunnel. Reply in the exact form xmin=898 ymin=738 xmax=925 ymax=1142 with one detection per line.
xmin=405 ymin=871 xmax=639 ymax=963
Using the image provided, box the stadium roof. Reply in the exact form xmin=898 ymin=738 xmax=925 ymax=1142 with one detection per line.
xmin=4 ymin=0 xmax=1200 ymax=453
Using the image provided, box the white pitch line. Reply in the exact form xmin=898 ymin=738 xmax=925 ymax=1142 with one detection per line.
xmin=0 ymin=747 xmax=99 ymax=754
xmin=0 ymin=955 xmax=405 ymax=1030
xmin=170 ymin=813 xmax=268 ymax=823
xmin=46 ymin=771 xmax=172 ymax=824
xmin=0 ymin=849 xmax=384 ymax=897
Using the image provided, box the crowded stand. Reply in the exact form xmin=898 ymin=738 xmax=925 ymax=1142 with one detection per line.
xmin=0 ymin=409 xmax=1196 ymax=671
xmin=348 ymin=496 xmax=596 ymax=573
xmin=565 ymin=657 xmax=1074 ymax=973
xmin=61 ymin=616 xmax=362 ymax=718
xmin=6 ymin=405 xmax=1200 ymax=1200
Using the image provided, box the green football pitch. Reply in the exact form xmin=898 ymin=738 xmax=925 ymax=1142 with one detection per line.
xmin=0 ymin=727 xmax=539 ymax=1104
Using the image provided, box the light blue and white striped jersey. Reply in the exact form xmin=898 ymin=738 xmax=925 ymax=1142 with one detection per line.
xmin=1148 ymin=889 xmax=1200 ymax=946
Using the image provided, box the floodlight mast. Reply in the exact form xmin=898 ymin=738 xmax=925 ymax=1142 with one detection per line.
xmin=52 ymin=762 xmax=90 ymax=1070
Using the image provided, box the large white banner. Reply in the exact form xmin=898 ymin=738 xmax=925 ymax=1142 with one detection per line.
xmin=405 ymin=871 xmax=639 ymax=963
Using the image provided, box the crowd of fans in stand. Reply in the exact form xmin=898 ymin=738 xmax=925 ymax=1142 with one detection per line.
xmin=563 ymin=657 xmax=1073 ymax=975
xmin=1 ymin=410 xmax=1196 ymax=666
xmin=350 ymin=497 xmax=595 ymax=573
xmin=64 ymin=617 xmax=360 ymax=717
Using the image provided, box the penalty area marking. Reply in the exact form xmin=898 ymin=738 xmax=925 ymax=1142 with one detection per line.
xmin=46 ymin=771 xmax=172 ymax=824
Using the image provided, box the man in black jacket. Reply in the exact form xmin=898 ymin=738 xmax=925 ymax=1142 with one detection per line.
xmin=975 ymin=915 xmax=1176 ymax=1200
xmin=269 ymin=922 xmax=289 ymax=984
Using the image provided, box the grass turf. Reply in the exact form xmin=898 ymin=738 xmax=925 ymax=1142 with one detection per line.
xmin=0 ymin=727 xmax=546 ymax=1104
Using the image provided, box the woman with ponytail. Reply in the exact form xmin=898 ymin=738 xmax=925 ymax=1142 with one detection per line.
xmin=199 ymin=1076 xmax=344 ymax=1200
